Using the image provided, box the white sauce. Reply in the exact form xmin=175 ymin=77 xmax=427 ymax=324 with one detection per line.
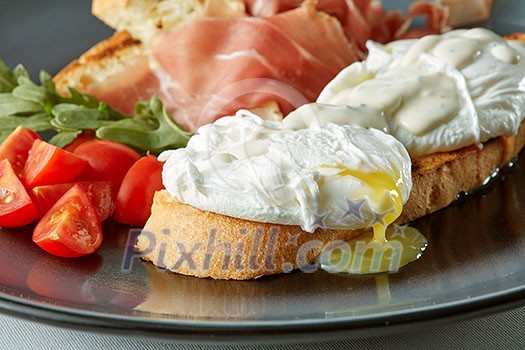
xmin=316 ymin=28 xmax=525 ymax=157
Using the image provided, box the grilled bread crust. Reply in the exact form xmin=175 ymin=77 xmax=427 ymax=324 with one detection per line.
xmin=54 ymin=26 xmax=525 ymax=279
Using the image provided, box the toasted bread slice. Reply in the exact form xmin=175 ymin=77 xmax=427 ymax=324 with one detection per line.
xmin=91 ymin=0 xmax=245 ymax=43
xmin=53 ymin=16 xmax=525 ymax=280
xmin=138 ymin=122 xmax=525 ymax=280
xmin=53 ymin=31 xmax=142 ymax=96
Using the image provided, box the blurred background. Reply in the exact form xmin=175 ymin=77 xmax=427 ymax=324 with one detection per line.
xmin=0 ymin=0 xmax=113 ymax=78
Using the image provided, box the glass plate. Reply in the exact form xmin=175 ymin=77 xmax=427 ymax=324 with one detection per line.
xmin=1 ymin=0 xmax=524 ymax=344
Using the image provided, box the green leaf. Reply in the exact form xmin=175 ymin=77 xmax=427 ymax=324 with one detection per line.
xmin=0 ymin=57 xmax=192 ymax=154
xmin=49 ymin=118 xmax=79 ymax=132
xmin=48 ymin=130 xmax=82 ymax=148
xmin=97 ymin=95 xmax=192 ymax=153
xmin=97 ymin=101 xmax=128 ymax=121
xmin=13 ymin=76 xmax=55 ymax=108
xmin=0 ymin=131 xmax=11 ymax=144
xmin=13 ymin=64 xmax=30 ymax=81
xmin=0 ymin=93 xmax=43 ymax=115
xmin=0 ymin=113 xmax=51 ymax=131
xmin=52 ymin=104 xmax=112 ymax=130
xmin=0 ymin=59 xmax=17 ymax=93
xmin=39 ymin=70 xmax=56 ymax=95
xmin=61 ymin=87 xmax=100 ymax=109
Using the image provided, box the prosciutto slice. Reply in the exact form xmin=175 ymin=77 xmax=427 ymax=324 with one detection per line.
xmin=87 ymin=0 xmax=448 ymax=131
xmin=243 ymin=0 xmax=449 ymax=53
xmin=150 ymin=2 xmax=359 ymax=129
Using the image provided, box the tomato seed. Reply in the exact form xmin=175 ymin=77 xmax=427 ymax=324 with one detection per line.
xmin=0 ymin=188 xmax=15 ymax=204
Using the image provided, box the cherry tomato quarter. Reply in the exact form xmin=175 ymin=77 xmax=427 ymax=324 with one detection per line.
xmin=30 ymin=181 xmax=116 ymax=221
xmin=0 ymin=159 xmax=40 ymax=228
xmin=0 ymin=126 xmax=41 ymax=177
xmin=32 ymin=184 xmax=103 ymax=258
xmin=23 ymin=140 xmax=88 ymax=188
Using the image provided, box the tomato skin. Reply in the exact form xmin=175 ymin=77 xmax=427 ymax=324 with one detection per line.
xmin=30 ymin=183 xmax=72 ymax=215
xmin=63 ymin=132 xmax=95 ymax=153
xmin=114 ymin=154 xmax=164 ymax=226
xmin=23 ymin=140 xmax=88 ymax=188
xmin=78 ymin=181 xmax=116 ymax=221
xmin=0 ymin=126 xmax=41 ymax=177
xmin=30 ymin=181 xmax=116 ymax=221
xmin=0 ymin=159 xmax=40 ymax=228
xmin=33 ymin=184 xmax=103 ymax=258
xmin=73 ymin=140 xmax=141 ymax=190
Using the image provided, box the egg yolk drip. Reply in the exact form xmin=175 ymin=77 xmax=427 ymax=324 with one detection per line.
xmin=318 ymin=168 xmax=427 ymax=274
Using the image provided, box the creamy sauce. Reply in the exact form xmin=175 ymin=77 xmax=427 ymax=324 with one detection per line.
xmin=402 ymin=28 xmax=520 ymax=68
xmin=428 ymin=37 xmax=481 ymax=68
xmin=491 ymin=44 xmax=519 ymax=64
xmin=317 ymin=28 xmax=525 ymax=158
xmin=282 ymin=103 xmax=389 ymax=133
xmin=335 ymin=30 xmax=497 ymax=137
xmin=348 ymin=69 xmax=460 ymax=136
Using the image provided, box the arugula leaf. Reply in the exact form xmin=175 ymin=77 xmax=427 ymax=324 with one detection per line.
xmin=0 ymin=60 xmax=17 ymax=93
xmin=48 ymin=130 xmax=82 ymax=148
xmin=52 ymin=104 xmax=112 ymax=130
xmin=0 ymin=58 xmax=193 ymax=154
xmin=0 ymin=113 xmax=52 ymax=132
xmin=0 ymin=93 xmax=43 ymax=115
xmin=97 ymin=96 xmax=192 ymax=151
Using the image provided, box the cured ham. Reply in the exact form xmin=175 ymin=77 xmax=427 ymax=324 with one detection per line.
xmin=88 ymin=0 xmax=448 ymax=131
xmin=153 ymin=2 xmax=358 ymax=130
xmin=243 ymin=0 xmax=448 ymax=53
xmin=89 ymin=3 xmax=358 ymax=130
xmin=399 ymin=1 xmax=450 ymax=38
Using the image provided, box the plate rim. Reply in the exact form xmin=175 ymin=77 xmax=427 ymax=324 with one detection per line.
xmin=1 ymin=283 xmax=524 ymax=342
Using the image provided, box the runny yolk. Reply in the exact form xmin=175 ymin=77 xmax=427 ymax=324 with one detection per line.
xmin=318 ymin=167 xmax=428 ymax=275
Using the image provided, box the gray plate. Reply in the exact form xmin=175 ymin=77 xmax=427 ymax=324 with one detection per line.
xmin=0 ymin=0 xmax=524 ymax=344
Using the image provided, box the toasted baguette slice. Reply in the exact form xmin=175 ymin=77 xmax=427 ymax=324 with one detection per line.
xmin=54 ymin=31 xmax=143 ymax=96
xmin=138 ymin=122 xmax=525 ymax=280
xmin=92 ymin=0 xmax=245 ymax=43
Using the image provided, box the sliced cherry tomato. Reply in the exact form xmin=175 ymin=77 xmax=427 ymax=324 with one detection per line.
xmin=74 ymin=140 xmax=141 ymax=190
xmin=30 ymin=183 xmax=72 ymax=215
xmin=63 ymin=132 xmax=95 ymax=153
xmin=114 ymin=154 xmax=164 ymax=226
xmin=0 ymin=126 xmax=41 ymax=177
xmin=0 ymin=159 xmax=40 ymax=228
xmin=23 ymin=140 xmax=88 ymax=188
xmin=30 ymin=181 xmax=116 ymax=221
xmin=78 ymin=181 xmax=116 ymax=221
xmin=33 ymin=184 xmax=103 ymax=258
